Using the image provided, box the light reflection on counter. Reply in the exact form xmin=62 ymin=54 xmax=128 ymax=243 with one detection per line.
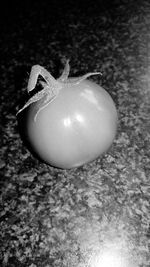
xmin=88 ymin=248 xmax=127 ymax=267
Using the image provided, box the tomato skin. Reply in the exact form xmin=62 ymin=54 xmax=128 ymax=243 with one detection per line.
xmin=19 ymin=79 xmax=117 ymax=169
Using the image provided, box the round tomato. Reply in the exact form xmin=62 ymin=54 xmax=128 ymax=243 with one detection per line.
xmin=17 ymin=62 xmax=117 ymax=169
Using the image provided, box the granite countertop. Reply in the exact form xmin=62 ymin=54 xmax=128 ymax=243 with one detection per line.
xmin=0 ymin=0 xmax=150 ymax=266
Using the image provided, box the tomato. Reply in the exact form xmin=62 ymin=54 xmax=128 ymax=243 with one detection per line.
xmin=17 ymin=62 xmax=117 ymax=169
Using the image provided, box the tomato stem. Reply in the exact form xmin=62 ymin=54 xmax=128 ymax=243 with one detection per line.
xmin=17 ymin=61 xmax=102 ymax=122
xmin=67 ymin=72 xmax=102 ymax=85
xmin=58 ymin=59 xmax=70 ymax=82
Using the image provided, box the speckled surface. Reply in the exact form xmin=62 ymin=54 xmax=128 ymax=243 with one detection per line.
xmin=0 ymin=0 xmax=150 ymax=266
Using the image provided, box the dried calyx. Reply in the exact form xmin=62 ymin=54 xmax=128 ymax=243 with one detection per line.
xmin=17 ymin=60 xmax=102 ymax=121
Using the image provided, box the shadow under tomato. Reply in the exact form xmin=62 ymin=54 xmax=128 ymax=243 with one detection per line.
xmin=17 ymin=111 xmax=68 ymax=169
xmin=17 ymin=111 xmax=45 ymax=164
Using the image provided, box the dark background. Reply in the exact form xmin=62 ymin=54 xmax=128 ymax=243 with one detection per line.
xmin=0 ymin=0 xmax=150 ymax=266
